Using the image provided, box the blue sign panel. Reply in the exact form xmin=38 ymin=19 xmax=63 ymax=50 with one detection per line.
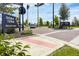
xmin=60 ymin=22 xmax=70 ymax=26
xmin=2 ymin=13 xmax=18 ymax=28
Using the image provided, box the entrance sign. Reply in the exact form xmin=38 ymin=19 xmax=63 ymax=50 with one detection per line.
xmin=60 ymin=22 xmax=70 ymax=29
xmin=2 ymin=13 xmax=18 ymax=28
xmin=60 ymin=22 xmax=70 ymax=26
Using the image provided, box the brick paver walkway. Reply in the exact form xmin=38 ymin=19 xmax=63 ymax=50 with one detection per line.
xmin=17 ymin=36 xmax=64 ymax=56
xmin=22 ymin=37 xmax=57 ymax=48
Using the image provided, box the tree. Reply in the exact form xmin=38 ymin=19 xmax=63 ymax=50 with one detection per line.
xmin=54 ymin=16 xmax=59 ymax=28
xmin=24 ymin=19 xmax=28 ymax=26
xmin=59 ymin=3 xmax=70 ymax=21
xmin=46 ymin=21 xmax=50 ymax=26
xmin=54 ymin=16 xmax=59 ymax=26
xmin=0 ymin=3 xmax=16 ymax=14
xmin=39 ymin=17 xmax=43 ymax=26
xmin=72 ymin=17 xmax=79 ymax=26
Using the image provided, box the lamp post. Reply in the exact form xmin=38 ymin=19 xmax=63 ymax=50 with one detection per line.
xmin=35 ymin=3 xmax=44 ymax=27
xmin=27 ymin=4 xmax=29 ymax=25
xmin=52 ymin=3 xmax=54 ymax=28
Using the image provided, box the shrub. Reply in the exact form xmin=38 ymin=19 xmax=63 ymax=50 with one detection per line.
xmin=46 ymin=21 xmax=50 ymax=26
xmin=0 ymin=34 xmax=30 ymax=56
xmin=54 ymin=16 xmax=59 ymax=29
xmin=54 ymin=25 xmax=60 ymax=29
xmin=39 ymin=17 xmax=43 ymax=26
xmin=6 ymin=28 xmax=15 ymax=34
xmin=72 ymin=17 xmax=79 ymax=26
xmin=21 ymin=30 xmax=33 ymax=36
xmin=48 ymin=25 xmax=51 ymax=28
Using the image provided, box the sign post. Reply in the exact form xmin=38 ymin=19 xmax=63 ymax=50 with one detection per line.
xmin=19 ymin=4 xmax=26 ymax=31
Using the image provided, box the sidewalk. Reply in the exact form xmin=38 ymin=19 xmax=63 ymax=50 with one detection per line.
xmin=70 ymin=35 xmax=79 ymax=46
xmin=16 ymin=35 xmax=64 ymax=56
xmin=15 ymin=32 xmax=79 ymax=56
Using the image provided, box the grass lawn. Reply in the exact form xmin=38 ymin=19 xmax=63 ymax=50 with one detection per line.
xmin=49 ymin=45 xmax=79 ymax=56
xmin=70 ymin=26 xmax=79 ymax=28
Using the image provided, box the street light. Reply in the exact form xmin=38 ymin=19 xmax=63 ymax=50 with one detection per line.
xmin=35 ymin=3 xmax=44 ymax=27
xmin=27 ymin=4 xmax=30 ymax=25
xmin=52 ymin=3 xmax=54 ymax=28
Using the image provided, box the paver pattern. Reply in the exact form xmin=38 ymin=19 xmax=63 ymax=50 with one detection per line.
xmin=17 ymin=36 xmax=64 ymax=56
xmin=21 ymin=37 xmax=57 ymax=48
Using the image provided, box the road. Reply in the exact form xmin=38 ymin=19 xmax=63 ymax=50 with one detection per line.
xmin=31 ymin=27 xmax=54 ymax=34
xmin=32 ymin=27 xmax=79 ymax=43
xmin=46 ymin=30 xmax=79 ymax=42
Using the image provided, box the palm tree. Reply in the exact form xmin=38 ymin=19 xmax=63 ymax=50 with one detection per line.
xmin=35 ymin=3 xmax=44 ymax=27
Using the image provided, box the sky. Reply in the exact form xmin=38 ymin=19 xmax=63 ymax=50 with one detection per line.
xmin=1 ymin=3 xmax=79 ymax=24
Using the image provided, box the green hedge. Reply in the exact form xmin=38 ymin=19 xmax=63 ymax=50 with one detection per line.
xmin=6 ymin=28 xmax=15 ymax=34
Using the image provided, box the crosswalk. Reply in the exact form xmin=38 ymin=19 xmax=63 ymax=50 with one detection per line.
xmin=16 ymin=35 xmax=64 ymax=56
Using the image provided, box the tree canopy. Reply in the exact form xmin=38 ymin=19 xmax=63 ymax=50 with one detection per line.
xmin=54 ymin=16 xmax=59 ymax=26
xmin=72 ymin=17 xmax=79 ymax=26
xmin=59 ymin=3 xmax=70 ymax=21
xmin=39 ymin=17 xmax=43 ymax=26
xmin=0 ymin=3 xmax=16 ymax=14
